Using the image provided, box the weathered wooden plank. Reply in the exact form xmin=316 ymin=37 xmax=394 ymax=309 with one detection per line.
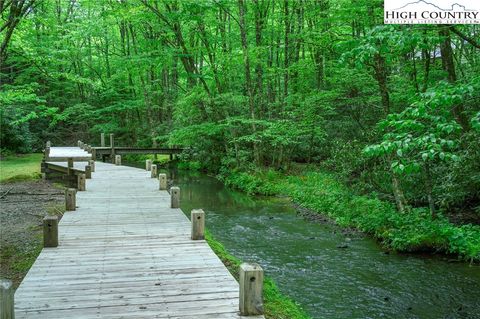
xmin=14 ymin=159 xmax=264 ymax=319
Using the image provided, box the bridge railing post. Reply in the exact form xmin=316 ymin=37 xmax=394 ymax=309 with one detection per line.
xmin=151 ymin=164 xmax=157 ymax=178
xmin=110 ymin=134 xmax=115 ymax=163
xmin=1 ymin=279 xmax=14 ymax=319
xmin=46 ymin=140 xmax=51 ymax=148
xmin=65 ymin=188 xmax=76 ymax=211
xmin=158 ymin=173 xmax=167 ymax=190
xmin=78 ymin=174 xmax=86 ymax=191
xmin=101 ymin=133 xmax=105 ymax=147
xmin=171 ymin=186 xmax=180 ymax=208
xmin=191 ymin=209 xmax=205 ymax=240
xmin=115 ymin=155 xmax=122 ymax=166
xmin=89 ymin=159 xmax=95 ymax=172
xmin=146 ymin=159 xmax=152 ymax=171
xmin=44 ymin=147 xmax=50 ymax=160
xmin=67 ymin=157 xmax=74 ymax=169
xmin=239 ymin=263 xmax=264 ymax=316
xmin=85 ymin=165 xmax=92 ymax=179
xmin=43 ymin=215 xmax=59 ymax=248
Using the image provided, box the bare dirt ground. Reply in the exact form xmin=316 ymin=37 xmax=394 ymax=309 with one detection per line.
xmin=0 ymin=180 xmax=64 ymax=288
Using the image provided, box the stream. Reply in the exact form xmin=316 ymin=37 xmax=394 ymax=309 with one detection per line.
xmin=141 ymin=164 xmax=480 ymax=319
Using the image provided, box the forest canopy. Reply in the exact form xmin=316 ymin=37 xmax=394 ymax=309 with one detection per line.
xmin=1 ymin=0 xmax=480 ymax=220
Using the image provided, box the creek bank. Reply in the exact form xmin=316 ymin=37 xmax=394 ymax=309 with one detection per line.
xmin=205 ymin=231 xmax=310 ymax=319
xmin=219 ymin=168 xmax=480 ymax=262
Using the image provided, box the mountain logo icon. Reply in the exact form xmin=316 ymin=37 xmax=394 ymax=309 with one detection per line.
xmin=394 ymin=0 xmax=475 ymax=11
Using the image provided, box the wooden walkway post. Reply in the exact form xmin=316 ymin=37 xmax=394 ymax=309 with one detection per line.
xmin=67 ymin=157 xmax=74 ymax=177
xmin=91 ymin=148 xmax=96 ymax=160
xmin=67 ymin=157 xmax=73 ymax=169
xmin=89 ymin=159 xmax=95 ymax=172
xmin=159 ymin=173 xmax=167 ymax=190
xmin=46 ymin=141 xmax=51 ymax=148
xmin=85 ymin=165 xmax=92 ymax=178
xmin=191 ymin=209 xmax=205 ymax=240
xmin=110 ymin=134 xmax=115 ymax=164
xmin=146 ymin=159 xmax=152 ymax=171
xmin=43 ymin=216 xmax=59 ymax=248
xmin=78 ymin=174 xmax=86 ymax=191
xmin=171 ymin=186 xmax=180 ymax=208
xmin=0 ymin=279 xmax=14 ymax=319
xmin=239 ymin=263 xmax=264 ymax=316
xmin=44 ymin=147 xmax=50 ymax=160
xmin=65 ymin=188 xmax=76 ymax=211
xmin=151 ymin=164 xmax=157 ymax=178
xmin=115 ymin=155 xmax=122 ymax=166
xmin=101 ymin=133 xmax=105 ymax=147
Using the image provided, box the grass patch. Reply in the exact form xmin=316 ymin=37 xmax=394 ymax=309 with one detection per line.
xmin=0 ymin=235 xmax=42 ymax=286
xmin=0 ymin=153 xmax=43 ymax=183
xmin=122 ymin=154 xmax=172 ymax=167
xmin=206 ymin=230 xmax=310 ymax=319
xmin=222 ymin=168 xmax=480 ymax=262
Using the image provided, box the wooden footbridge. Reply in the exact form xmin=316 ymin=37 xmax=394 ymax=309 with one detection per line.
xmin=0 ymin=143 xmax=265 ymax=319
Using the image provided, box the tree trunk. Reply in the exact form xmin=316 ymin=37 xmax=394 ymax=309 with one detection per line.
xmin=238 ymin=0 xmax=260 ymax=165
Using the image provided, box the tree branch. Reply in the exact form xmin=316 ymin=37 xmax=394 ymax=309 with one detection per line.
xmin=450 ymin=26 xmax=480 ymax=50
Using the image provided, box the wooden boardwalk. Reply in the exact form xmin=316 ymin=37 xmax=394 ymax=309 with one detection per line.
xmin=13 ymin=150 xmax=264 ymax=318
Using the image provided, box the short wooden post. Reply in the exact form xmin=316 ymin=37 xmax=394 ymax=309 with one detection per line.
xmin=65 ymin=188 xmax=76 ymax=211
xmin=78 ymin=174 xmax=86 ymax=191
xmin=146 ymin=159 xmax=152 ymax=171
xmin=46 ymin=140 xmax=51 ymax=148
xmin=89 ymin=159 xmax=95 ymax=172
xmin=110 ymin=133 xmax=115 ymax=163
xmin=87 ymin=145 xmax=92 ymax=153
xmin=43 ymin=216 xmax=58 ymax=248
xmin=191 ymin=209 xmax=205 ymax=240
xmin=171 ymin=186 xmax=180 ymax=208
xmin=115 ymin=155 xmax=121 ymax=166
xmin=91 ymin=148 xmax=96 ymax=160
xmin=239 ymin=263 xmax=264 ymax=316
xmin=85 ymin=165 xmax=92 ymax=179
xmin=78 ymin=140 xmax=82 ymax=147
xmin=44 ymin=147 xmax=50 ymax=160
xmin=151 ymin=164 xmax=157 ymax=178
xmin=158 ymin=173 xmax=167 ymax=190
xmin=0 ymin=279 xmax=14 ymax=319
xmin=101 ymin=133 xmax=105 ymax=147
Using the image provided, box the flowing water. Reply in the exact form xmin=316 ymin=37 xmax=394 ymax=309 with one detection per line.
xmin=134 ymin=163 xmax=480 ymax=319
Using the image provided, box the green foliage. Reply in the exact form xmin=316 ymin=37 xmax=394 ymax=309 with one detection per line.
xmin=0 ymin=85 xmax=54 ymax=152
xmin=289 ymin=172 xmax=480 ymax=261
xmin=221 ymin=169 xmax=282 ymax=196
xmin=1 ymin=0 xmax=479 ymax=263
